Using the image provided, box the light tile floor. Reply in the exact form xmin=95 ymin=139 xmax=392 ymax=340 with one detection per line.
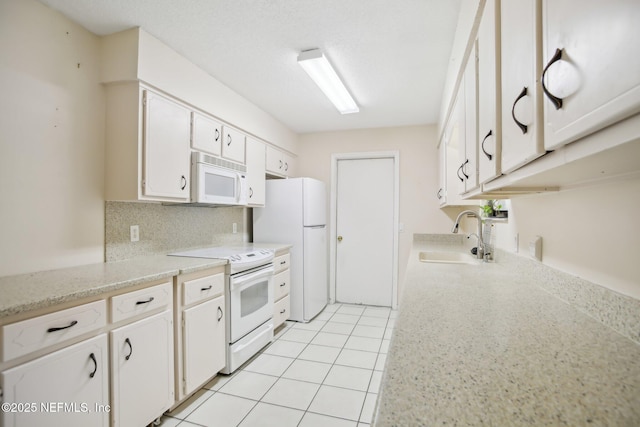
xmin=158 ymin=303 xmax=396 ymax=427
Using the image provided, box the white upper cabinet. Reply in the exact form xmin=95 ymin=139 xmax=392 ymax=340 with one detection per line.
xmin=221 ymin=126 xmax=246 ymax=164
xmin=142 ymin=90 xmax=191 ymax=201
xmin=542 ymin=0 xmax=640 ymax=151
xmin=437 ymin=140 xmax=447 ymax=206
xmin=477 ymin=0 xmax=502 ymax=185
xmin=245 ymin=137 xmax=266 ymax=206
xmin=500 ymin=0 xmax=545 ymax=173
xmin=191 ymin=112 xmax=222 ymax=156
xmin=265 ymin=145 xmax=295 ymax=177
xmin=461 ymin=44 xmax=479 ymax=194
xmin=438 ymin=86 xmax=478 ymax=207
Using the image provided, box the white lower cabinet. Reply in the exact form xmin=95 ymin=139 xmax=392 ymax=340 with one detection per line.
xmin=0 ymin=334 xmax=109 ymax=427
xmin=110 ymin=310 xmax=174 ymax=427
xmin=272 ymin=251 xmax=291 ymax=329
xmin=174 ymin=269 xmax=227 ymax=405
xmin=183 ymin=295 xmax=225 ymax=396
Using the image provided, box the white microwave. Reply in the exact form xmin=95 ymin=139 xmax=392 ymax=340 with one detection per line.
xmin=191 ymin=152 xmax=248 ymax=206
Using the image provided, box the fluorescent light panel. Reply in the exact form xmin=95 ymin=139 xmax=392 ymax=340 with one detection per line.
xmin=297 ymin=49 xmax=359 ymax=114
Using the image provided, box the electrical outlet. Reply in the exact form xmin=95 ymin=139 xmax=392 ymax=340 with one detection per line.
xmin=130 ymin=225 xmax=139 ymax=242
xmin=232 ymin=223 xmax=237 ymax=234
xmin=529 ymin=236 xmax=542 ymax=261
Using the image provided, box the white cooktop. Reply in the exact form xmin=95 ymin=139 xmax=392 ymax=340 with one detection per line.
xmin=168 ymin=246 xmax=274 ymax=273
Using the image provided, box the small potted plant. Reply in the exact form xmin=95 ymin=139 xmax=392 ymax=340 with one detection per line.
xmin=482 ymin=200 xmax=506 ymax=218
xmin=481 ymin=200 xmax=499 ymax=217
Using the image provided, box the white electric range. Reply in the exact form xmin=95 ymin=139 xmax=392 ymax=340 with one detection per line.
xmin=169 ymin=246 xmax=275 ymax=373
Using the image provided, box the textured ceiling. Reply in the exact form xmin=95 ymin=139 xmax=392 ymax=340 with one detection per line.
xmin=38 ymin=0 xmax=461 ymax=134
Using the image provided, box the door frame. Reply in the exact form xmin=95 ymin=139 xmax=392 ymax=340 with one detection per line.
xmin=329 ymin=151 xmax=400 ymax=309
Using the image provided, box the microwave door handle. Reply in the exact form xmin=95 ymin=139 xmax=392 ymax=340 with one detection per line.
xmin=235 ymin=173 xmax=242 ymax=203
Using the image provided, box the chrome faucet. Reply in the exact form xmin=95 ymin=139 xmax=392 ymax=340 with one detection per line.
xmin=452 ymin=210 xmax=484 ymax=259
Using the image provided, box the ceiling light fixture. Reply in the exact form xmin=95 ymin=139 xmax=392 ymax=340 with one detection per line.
xmin=297 ymin=49 xmax=359 ymax=115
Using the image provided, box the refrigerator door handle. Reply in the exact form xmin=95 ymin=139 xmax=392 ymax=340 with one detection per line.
xmin=306 ymin=225 xmax=326 ymax=229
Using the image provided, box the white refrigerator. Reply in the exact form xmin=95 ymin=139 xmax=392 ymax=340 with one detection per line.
xmin=253 ymin=178 xmax=328 ymax=322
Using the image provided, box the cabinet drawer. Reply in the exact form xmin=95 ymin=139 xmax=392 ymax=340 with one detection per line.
xmin=273 ymin=295 xmax=290 ymax=329
xmin=111 ymin=282 xmax=172 ymax=323
xmin=273 ymin=253 xmax=290 ymax=274
xmin=183 ymin=273 xmax=225 ymax=306
xmin=273 ymin=269 xmax=290 ymax=302
xmin=2 ymin=300 xmax=107 ymax=362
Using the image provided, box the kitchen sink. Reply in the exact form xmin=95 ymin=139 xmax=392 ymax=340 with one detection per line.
xmin=418 ymin=251 xmax=480 ymax=265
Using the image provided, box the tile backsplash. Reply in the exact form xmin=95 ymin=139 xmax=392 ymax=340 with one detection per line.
xmin=105 ymin=202 xmax=248 ymax=262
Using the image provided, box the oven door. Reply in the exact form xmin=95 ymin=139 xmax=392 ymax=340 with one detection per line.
xmin=229 ymin=265 xmax=274 ymax=343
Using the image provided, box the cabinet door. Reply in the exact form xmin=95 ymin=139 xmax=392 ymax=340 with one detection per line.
xmin=477 ymin=0 xmax=502 ymax=185
xmin=462 ymin=46 xmax=479 ymax=193
xmin=221 ymin=126 xmax=246 ymax=164
xmin=437 ymin=140 xmax=446 ymax=206
xmin=1 ymin=334 xmax=109 ymax=427
xmin=245 ymin=137 xmax=266 ymax=206
xmin=110 ymin=310 xmax=174 ymax=427
xmin=191 ymin=112 xmax=222 ymax=156
xmin=183 ymin=295 xmax=226 ymax=396
xmin=501 ymin=0 xmax=545 ymax=173
xmin=265 ymin=145 xmax=284 ymax=175
xmin=143 ymin=91 xmax=191 ymax=200
xmin=282 ymin=152 xmax=296 ymax=177
xmin=542 ymin=0 xmax=640 ymax=150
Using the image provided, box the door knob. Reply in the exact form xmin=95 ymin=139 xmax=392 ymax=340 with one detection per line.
xmin=337 ymin=236 xmax=343 ymax=242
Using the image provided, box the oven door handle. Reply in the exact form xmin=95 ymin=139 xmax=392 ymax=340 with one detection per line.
xmin=234 ymin=322 xmax=274 ymax=353
xmin=231 ymin=266 xmax=274 ymax=289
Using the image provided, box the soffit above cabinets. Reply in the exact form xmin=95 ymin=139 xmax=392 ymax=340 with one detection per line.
xmin=37 ymin=0 xmax=462 ymax=134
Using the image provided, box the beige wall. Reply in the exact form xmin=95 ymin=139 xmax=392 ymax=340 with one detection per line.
xmin=0 ymin=0 xmax=105 ymax=276
xmin=0 ymin=0 xmax=294 ymax=277
xmin=493 ymin=175 xmax=640 ymax=300
xmin=297 ymin=125 xmax=454 ymax=301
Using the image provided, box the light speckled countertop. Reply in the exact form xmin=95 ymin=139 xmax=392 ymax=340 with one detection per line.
xmin=0 ymin=243 xmax=291 ymax=319
xmin=374 ymin=236 xmax=640 ymax=426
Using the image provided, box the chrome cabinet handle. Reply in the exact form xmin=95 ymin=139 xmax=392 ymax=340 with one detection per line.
xmin=227 ymin=134 xmax=232 ymax=146
xmin=135 ymin=297 xmax=154 ymax=305
xmin=124 ymin=338 xmax=133 ymax=361
xmin=481 ymin=130 xmax=493 ymax=160
xmin=280 ymin=309 xmax=286 ymax=314
xmin=217 ymin=306 xmax=223 ymax=322
xmin=279 ymin=160 xmax=283 ymax=170
xmin=284 ymin=162 xmax=289 ymax=171
xmin=47 ymin=320 xmax=78 ymax=333
xmin=437 ymin=188 xmax=443 ymax=199
xmin=542 ymin=48 xmax=564 ymax=110
xmin=181 ymin=175 xmax=187 ymax=190
xmin=249 ymin=187 xmax=254 ymax=198
xmin=280 ymin=282 xmax=286 ymax=287
xmin=201 ymin=285 xmax=212 ymax=291
xmin=511 ymin=86 xmax=529 ymax=134
xmin=215 ymin=128 xmax=220 ymax=142
xmin=89 ymin=353 xmax=97 ymax=378
xmin=456 ymin=164 xmax=464 ymax=182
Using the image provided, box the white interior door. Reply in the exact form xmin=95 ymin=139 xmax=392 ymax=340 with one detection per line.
xmin=335 ymin=157 xmax=395 ymax=307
